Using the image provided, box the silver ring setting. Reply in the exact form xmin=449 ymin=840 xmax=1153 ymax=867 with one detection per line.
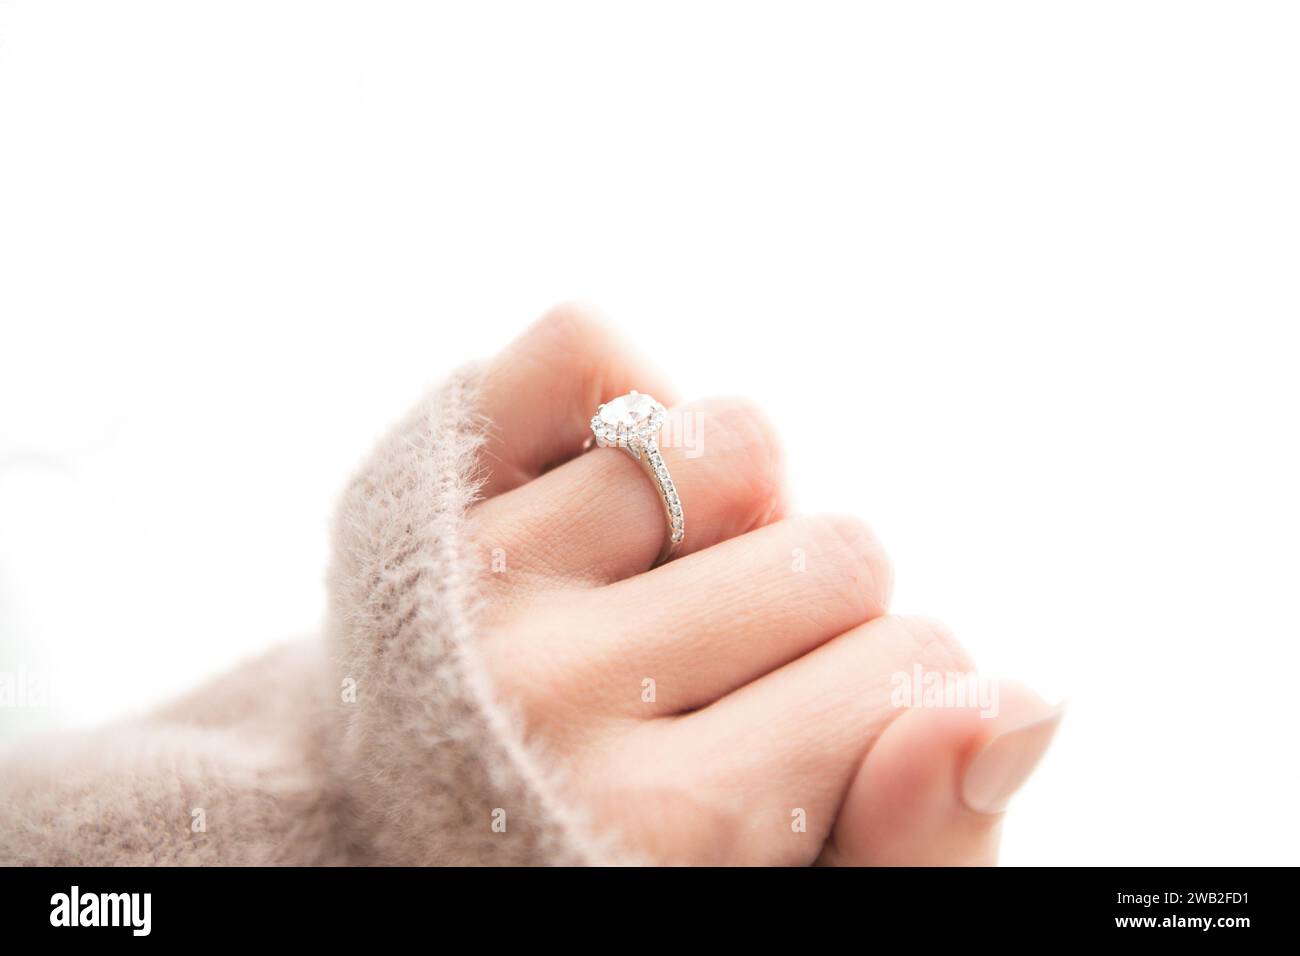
xmin=589 ymin=390 xmax=684 ymax=564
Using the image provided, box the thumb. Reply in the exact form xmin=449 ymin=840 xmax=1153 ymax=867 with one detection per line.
xmin=818 ymin=680 xmax=1064 ymax=866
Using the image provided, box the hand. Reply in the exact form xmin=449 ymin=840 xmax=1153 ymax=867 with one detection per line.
xmin=466 ymin=303 xmax=1062 ymax=865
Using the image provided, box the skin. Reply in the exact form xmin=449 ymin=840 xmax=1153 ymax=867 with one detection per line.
xmin=468 ymin=303 xmax=1062 ymax=865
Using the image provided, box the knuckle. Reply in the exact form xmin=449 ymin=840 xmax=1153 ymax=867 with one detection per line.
xmin=809 ymin=513 xmax=894 ymax=615
xmin=710 ymin=396 xmax=785 ymax=526
xmin=530 ymin=301 xmax=616 ymax=356
xmin=893 ymin=614 xmax=976 ymax=674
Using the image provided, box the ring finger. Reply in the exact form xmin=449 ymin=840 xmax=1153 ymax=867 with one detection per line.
xmin=473 ymin=395 xmax=787 ymax=589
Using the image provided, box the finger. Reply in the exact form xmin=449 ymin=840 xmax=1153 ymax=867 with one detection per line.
xmin=476 ymin=302 xmax=677 ymax=498
xmin=665 ymin=616 xmax=975 ymax=857
xmin=473 ymin=394 xmax=787 ymax=588
xmin=818 ymin=683 xmax=1064 ymax=866
xmin=573 ymin=514 xmax=893 ymax=715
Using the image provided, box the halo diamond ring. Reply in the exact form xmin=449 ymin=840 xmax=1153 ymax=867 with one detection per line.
xmin=589 ymin=390 xmax=683 ymax=564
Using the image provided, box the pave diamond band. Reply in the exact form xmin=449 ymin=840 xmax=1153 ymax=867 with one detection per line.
xmin=589 ymin=390 xmax=684 ymax=564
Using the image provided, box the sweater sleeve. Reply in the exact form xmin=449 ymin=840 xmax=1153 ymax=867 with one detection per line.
xmin=0 ymin=640 xmax=342 ymax=865
xmin=324 ymin=364 xmax=621 ymax=865
xmin=0 ymin=366 xmax=620 ymax=866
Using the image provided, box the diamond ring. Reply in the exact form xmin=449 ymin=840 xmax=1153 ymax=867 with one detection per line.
xmin=589 ymin=390 xmax=684 ymax=564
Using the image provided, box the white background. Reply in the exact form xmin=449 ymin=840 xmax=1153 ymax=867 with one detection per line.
xmin=2 ymin=2 xmax=1297 ymax=865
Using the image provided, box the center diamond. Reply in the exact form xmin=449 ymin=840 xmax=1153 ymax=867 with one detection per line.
xmin=598 ymin=391 xmax=661 ymax=429
xmin=591 ymin=391 xmax=666 ymax=453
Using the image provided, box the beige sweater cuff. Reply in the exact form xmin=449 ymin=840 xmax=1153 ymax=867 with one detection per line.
xmin=326 ymin=364 xmax=622 ymax=865
xmin=0 ymin=367 xmax=622 ymax=866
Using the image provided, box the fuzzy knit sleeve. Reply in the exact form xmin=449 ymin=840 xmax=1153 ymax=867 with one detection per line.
xmin=324 ymin=364 xmax=621 ymax=865
xmin=0 ymin=640 xmax=343 ymax=866
xmin=0 ymin=366 xmax=621 ymax=866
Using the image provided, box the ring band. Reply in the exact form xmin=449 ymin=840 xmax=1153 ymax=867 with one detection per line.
xmin=589 ymin=390 xmax=684 ymax=564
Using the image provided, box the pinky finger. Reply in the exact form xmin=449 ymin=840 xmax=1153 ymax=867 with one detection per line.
xmin=817 ymin=681 xmax=1064 ymax=866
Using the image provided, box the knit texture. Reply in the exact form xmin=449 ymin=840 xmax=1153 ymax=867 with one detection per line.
xmin=0 ymin=366 xmax=615 ymax=865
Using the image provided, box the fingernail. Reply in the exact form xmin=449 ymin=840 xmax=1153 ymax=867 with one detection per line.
xmin=961 ymin=704 xmax=1065 ymax=814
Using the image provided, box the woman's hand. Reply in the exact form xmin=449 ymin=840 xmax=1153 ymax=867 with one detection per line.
xmin=464 ymin=303 xmax=1062 ymax=865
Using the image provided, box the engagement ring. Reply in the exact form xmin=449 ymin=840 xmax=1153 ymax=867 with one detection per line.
xmin=589 ymin=390 xmax=683 ymax=564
